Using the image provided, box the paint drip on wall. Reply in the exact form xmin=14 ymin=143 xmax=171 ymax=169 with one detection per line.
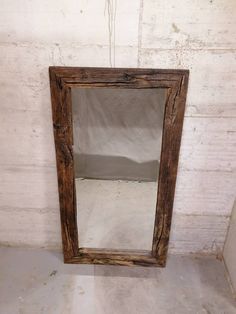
xmin=104 ymin=0 xmax=117 ymax=67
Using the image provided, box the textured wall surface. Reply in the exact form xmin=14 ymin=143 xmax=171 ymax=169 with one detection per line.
xmin=0 ymin=0 xmax=236 ymax=254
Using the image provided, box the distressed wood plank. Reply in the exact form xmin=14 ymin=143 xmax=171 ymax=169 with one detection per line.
xmin=49 ymin=69 xmax=79 ymax=259
xmin=49 ymin=67 xmax=188 ymax=266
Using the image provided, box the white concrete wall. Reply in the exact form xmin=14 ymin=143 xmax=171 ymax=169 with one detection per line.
xmin=224 ymin=200 xmax=236 ymax=295
xmin=0 ymin=0 xmax=235 ymax=254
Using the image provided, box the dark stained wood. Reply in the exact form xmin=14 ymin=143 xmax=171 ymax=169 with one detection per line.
xmin=67 ymin=248 xmax=163 ymax=267
xmin=49 ymin=67 xmax=189 ymax=267
xmin=152 ymin=73 xmax=189 ymax=265
xmin=49 ymin=71 xmax=79 ymax=260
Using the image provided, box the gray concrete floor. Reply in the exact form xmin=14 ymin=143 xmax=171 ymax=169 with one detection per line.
xmin=0 ymin=248 xmax=235 ymax=314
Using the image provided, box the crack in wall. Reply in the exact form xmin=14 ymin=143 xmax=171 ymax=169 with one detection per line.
xmin=105 ymin=0 xmax=117 ymax=67
xmin=137 ymin=0 xmax=144 ymax=67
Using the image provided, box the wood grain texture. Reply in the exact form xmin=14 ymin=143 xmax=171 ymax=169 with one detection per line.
xmin=49 ymin=69 xmax=79 ymax=260
xmin=49 ymin=67 xmax=189 ymax=266
xmin=152 ymin=72 xmax=189 ymax=264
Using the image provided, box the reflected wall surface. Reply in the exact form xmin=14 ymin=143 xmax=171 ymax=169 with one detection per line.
xmin=71 ymin=88 xmax=166 ymax=250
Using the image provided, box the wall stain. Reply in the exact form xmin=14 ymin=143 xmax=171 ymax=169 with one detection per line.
xmin=172 ymin=23 xmax=180 ymax=33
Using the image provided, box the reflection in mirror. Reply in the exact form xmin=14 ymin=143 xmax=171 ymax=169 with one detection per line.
xmin=71 ymin=88 xmax=167 ymax=250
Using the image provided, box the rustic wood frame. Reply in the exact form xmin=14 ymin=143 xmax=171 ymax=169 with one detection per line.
xmin=49 ymin=67 xmax=189 ymax=267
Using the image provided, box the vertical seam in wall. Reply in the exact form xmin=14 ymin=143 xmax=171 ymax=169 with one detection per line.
xmin=137 ymin=0 xmax=144 ymax=67
xmin=222 ymin=198 xmax=236 ymax=298
xmin=222 ymin=255 xmax=236 ymax=299
xmin=222 ymin=198 xmax=236 ymax=253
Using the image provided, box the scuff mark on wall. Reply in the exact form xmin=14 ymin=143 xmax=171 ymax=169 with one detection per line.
xmin=105 ymin=0 xmax=117 ymax=67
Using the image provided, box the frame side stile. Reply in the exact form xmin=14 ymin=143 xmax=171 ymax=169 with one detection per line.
xmin=151 ymin=86 xmax=172 ymax=266
xmin=152 ymin=72 xmax=189 ymax=264
xmin=49 ymin=68 xmax=79 ymax=260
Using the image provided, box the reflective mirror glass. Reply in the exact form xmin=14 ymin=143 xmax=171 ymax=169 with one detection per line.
xmin=71 ymin=87 xmax=166 ymax=250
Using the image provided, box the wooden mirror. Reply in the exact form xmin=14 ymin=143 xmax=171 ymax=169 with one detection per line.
xmin=49 ymin=67 xmax=189 ymax=267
